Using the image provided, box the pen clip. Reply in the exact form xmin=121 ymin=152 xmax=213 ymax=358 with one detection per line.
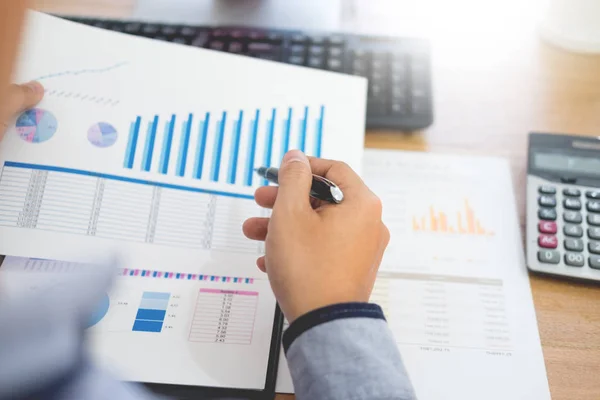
xmin=310 ymin=175 xmax=344 ymax=204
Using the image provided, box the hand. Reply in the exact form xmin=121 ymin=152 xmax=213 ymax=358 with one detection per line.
xmin=243 ymin=150 xmax=390 ymax=322
xmin=0 ymin=81 xmax=44 ymax=139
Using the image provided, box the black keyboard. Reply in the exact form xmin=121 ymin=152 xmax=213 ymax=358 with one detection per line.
xmin=63 ymin=17 xmax=434 ymax=131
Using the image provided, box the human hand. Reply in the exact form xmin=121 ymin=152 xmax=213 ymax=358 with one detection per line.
xmin=0 ymin=81 xmax=44 ymax=139
xmin=243 ymin=150 xmax=389 ymax=323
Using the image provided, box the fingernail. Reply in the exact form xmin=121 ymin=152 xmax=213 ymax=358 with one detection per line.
xmin=25 ymin=81 xmax=44 ymax=95
xmin=283 ymin=149 xmax=308 ymax=165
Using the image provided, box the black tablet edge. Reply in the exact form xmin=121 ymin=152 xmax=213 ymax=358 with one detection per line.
xmin=143 ymin=304 xmax=285 ymax=400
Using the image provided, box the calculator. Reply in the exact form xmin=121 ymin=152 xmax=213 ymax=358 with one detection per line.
xmin=527 ymin=133 xmax=600 ymax=281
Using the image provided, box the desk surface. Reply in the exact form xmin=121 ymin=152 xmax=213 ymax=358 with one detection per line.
xmin=29 ymin=1 xmax=600 ymax=399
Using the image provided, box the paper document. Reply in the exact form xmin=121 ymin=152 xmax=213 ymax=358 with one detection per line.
xmin=277 ymin=150 xmax=551 ymax=399
xmin=0 ymin=12 xmax=366 ymax=392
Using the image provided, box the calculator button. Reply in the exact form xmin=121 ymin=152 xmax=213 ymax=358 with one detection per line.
xmin=538 ymin=235 xmax=558 ymax=249
xmin=564 ymin=252 xmax=585 ymax=267
xmin=539 ymin=208 xmax=557 ymax=221
xmin=563 ymin=198 xmax=582 ymax=210
xmin=588 ymin=214 xmax=600 ymax=226
xmin=538 ymin=221 xmax=557 ymax=234
xmin=586 ymin=190 xmax=600 ymax=200
xmin=538 ymin=185 xmax=556 ymax=194
xmin=564 ymin=224 xmax=583 ymax=238
xmin=588 ymin=227 xmax=600 ymax=240
xmin=587 ymin=200 xmax=600 ymax=213
xmin=589 ymin=256 xmax=600 ymax=269
xmin=589 ymin=241 xmax=600 ymax=255
xmin=538 ymin=196 xmax=557 ymax=207
xmin=563 ymin=188 xmax=581 ymax=197
xmin=563 ymin=211 xmax=582 ymax=223
xmin=538 ymin=250 xmax=560 ymax=264
xmin=564 ymin=238 xmax=584 ymax=252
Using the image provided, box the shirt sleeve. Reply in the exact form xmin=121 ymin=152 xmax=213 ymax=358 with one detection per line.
xmin=283 ymin=303 xmax=417 ymax=400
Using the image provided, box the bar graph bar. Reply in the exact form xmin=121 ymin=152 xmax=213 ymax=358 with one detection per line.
xmin=315 ymin=105 xmax=324 ymax=157
xmin=412 ymin=199 xmax=495 ymax=236
xmin=132 ymin=291 xmax=170 ymax=333
xmin=142 ymin=115 xmax=158 ymax=172
xmin=211 ymin=112 xmax=227 ymax=182
xmin=122 ymin=105 xmax=325 ymax=187
xmin=281 ymin=107 xmax=292 ymax=157
xmin=299 ymin=106 xmax=308 ymax=152
xmin=159 ymin=115 xmax=176 ymax=174
xmin=176 ymin=114 xmax=193 ymax=177
xmin=245 ymin=110 xmax=260 ymax=187
xmin=193 ymin=112 xmax=210 ymax=180
xmin=228 ymin=110 xmax=243 ymax=184
xmin=124 ymin=116 xmax=141 ymax=168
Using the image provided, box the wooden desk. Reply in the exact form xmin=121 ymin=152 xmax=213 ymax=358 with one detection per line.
xmin=30 ymin=1 xmax=600 ymax=399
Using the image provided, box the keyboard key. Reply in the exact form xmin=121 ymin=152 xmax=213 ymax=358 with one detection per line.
xmin=563 ymin=224 xmax=583 ymax=237
xmin=538 ymin=196 xmax=556 ymax=207
xmin=588 ymin=227 xmax=600 ymax=240
xmin=329 ymin=36 xmax=345 ymax=46
xmin=290 ymin=45 xmax=306 ymax=55
xmin=180 ymin=26 xmax=197 ymax=36
xmin=171 ymin=37 xmax=189 ymax=45
xmin=564 ymin=198 xmax=582 ymax=210
xmin=563 ymin=211 xmax=582 ymax=223
xmin=161 ymin=25 xmax=177 ymax=35
xmin=288 ymin=55 xmax=305 ymax=65
xmin=142 ymin=24 xmax=160 ymax=35
xmin=209 ymin=41 xmax=225 ymax=50
xmin=538 ymin=185 xmax=556 ymax=194
xmin=538 ymin=250 xmax=560 ymax=264
xmin=565 ymin=252 xmax=585 ymax=267
xmin=308 ymin=57 xmax=323 ymax=68
xmin=563 ymin=188 xmax=581 ymax=197
xmin=391 ymin=102 xmax=408 ymax=115
xmin=329 ymin=47 xmax=343 ymax=58
xmin=587 ymin=200 xmax=600 ymax=213
xmin=327 ymin=58 xmax=343 ymax=71
xmin=229 ymin=42 xmax=243 ymax=53
xmin=291 ymin=34 xmax=308 ymax=44
xmin=308 ymin=46 xmax=324 ymax=57
xmin=565 ymin=238 xmax=583 ymax=252
xmin=586 ymin=190 xmax=600 ymax=199
xmin=538 ymin=235 xmax=558 ymax=248
xmin=309 ymin=36 xmax=325 ymax=45
xmin=266 ymin=32 xmax=282 ymax=41
xmin=589 ymin=241 xmax=600 ymax=255
xmin=124 ymin=23 xmax=142 ymax=33
xmin=248 ymin=42 xmax=275 ymax=52
xmin=588 ymin=214 xmax=600 ymax=226
xmin=590 ymin=256 xmax=600 ymax=269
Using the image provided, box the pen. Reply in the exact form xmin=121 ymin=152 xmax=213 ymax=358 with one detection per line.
xmin=255 ymin=166 xmax=344 ymax=204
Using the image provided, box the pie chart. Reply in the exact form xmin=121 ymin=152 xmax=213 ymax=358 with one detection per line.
xmin=15 ymin=108 xmax=58 ymax=143
xmin=87 ymin=293 xmax=110 ymax=328
xmin=88 ymin=122 xmax=118 ymax=148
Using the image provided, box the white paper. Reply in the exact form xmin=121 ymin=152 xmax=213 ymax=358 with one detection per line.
xmin=0 ymin=257 xmax=276 ymax=389
xmin=0 ymin=12 xmax=366 ymax=268
xmin=0 ymin=12 xmax=366 ymax=391
xmin=276 ymin=149 xmax=551 ymax=399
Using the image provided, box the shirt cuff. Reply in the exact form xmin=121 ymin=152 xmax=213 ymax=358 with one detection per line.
xmin=282 ymin=302 xmax=386 ymax=353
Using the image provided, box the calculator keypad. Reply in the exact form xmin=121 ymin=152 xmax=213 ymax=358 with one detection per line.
xmin=534 ymin=182 xmax=600 ymax=274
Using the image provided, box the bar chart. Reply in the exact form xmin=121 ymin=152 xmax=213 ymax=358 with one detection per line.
xmin=412 ymin=199 xmax=495 ymax=236
xmin=132 ymin=291 xmax=170 ymax=333
xmin=123 ymin=105 xmax=325 ymax=188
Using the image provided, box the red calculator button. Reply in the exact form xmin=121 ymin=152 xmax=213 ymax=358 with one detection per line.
xmin=538 ymin=221 xmax=557 ymax=234
xmin=538 ymin=235 xmax=558 ymax=249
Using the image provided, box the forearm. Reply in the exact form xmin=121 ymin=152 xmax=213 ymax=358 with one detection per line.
xmin=284 ymin=303 xmax=416 ymax=400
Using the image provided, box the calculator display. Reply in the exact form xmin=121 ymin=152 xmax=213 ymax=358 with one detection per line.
xmin=534 ymin=152 xmax=600 ymax=176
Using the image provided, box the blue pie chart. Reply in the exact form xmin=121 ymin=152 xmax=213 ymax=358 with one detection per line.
xmin=87 ymin=293 xmax=110 ymax=328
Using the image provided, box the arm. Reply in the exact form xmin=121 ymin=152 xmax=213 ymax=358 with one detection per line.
xmin=243 ymin=152 xmax=417 ymax=399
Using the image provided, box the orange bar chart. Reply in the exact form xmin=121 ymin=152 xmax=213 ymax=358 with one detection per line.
xmin=412 ymin=199 xmax=494 ymax=236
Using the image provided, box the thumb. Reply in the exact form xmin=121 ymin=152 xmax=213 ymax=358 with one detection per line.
xmin=274 ymin=150 xmax=312 ymax=211
xmin=6 ymin=81 xmax=44 ymax=117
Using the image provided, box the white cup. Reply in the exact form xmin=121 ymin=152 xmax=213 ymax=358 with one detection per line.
xmin=540 ymin=0 xmax=600 ymax=53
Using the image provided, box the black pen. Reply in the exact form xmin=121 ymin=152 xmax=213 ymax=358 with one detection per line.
xmin=255 ymin=166 xmax=344 ymax=204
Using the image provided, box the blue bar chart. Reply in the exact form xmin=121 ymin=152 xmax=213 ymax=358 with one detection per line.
xmin=122 ymin=105 xmax=325 ymax=188
xmin=132 ymin=291 xmax=170 ymax=333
